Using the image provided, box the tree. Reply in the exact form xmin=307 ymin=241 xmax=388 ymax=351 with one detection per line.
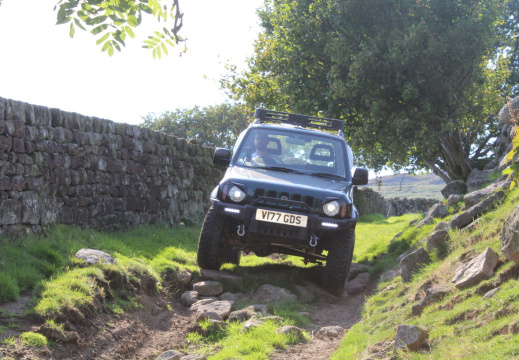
xmin=140 ymin=103 xmax=252 ymax=149
xmin=49 ymin=0 xmax=183 ymax=57
xmin=222 ymin=0 xmax=512 ymax=183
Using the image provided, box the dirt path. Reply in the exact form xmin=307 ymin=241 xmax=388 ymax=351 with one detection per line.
xmin=269 ymin=290 xmax=368 ymax=360
xmin=0 ymin=281 xmax=370 ymax=360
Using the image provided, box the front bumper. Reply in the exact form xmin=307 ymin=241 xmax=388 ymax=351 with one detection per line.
xmin=212 ymin=197 xmax=357 ymax=241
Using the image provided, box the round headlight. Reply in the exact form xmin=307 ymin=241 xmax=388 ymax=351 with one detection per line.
xmin=229 ymin=186 xmax=246 ymax=202
xmin=323 ymin=200 xmax=340 ymax=217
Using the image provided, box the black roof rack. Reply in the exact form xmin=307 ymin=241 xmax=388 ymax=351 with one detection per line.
xmin=254 ymin=109 xmax=344 ymax=132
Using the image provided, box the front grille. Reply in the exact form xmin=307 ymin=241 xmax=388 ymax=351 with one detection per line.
xmin=252 ymin=188 xmax=314 ymax=208
xmin=254 ymin=189 xmax=265 ymax=199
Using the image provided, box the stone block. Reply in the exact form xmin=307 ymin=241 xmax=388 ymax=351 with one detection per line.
xmin=0 ymin=199 xmax=22 ymax=225
xmin=452 ymin=247 xmax=499 ymax=289
xmin=400 ymin=248 xmax=431 ymax=283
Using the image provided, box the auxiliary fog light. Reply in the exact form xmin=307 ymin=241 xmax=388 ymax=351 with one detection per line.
xmin=229 ymin=186 xmax=246 ymax=202
xmin=321 ymin=222 xmax=339 ymax=228
xmin=323 ymin=200 xmax=340 ymax=216
xmin=224 ymin=208 xmax=241 ymax=214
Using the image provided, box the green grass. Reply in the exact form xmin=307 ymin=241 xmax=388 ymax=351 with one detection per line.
xmin=0 ymin=223 xmax=202 ymax=304
xmin=207 ymin=318 xmax=310 ymax=360
xmin=19 ymin=332 xmax=48 ymax=347
xmin=332 ymin=188 xmax=519 ymax=360
xmin=354 ymin=213 xmax=421 ymax=263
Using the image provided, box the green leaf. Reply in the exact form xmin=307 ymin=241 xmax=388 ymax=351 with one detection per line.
xmin=56 ymin=7 xmax=72 ymax=24
xmin=127 ymin=15 xmax=139 ymax=27
xmin=86 ymin=15 xmax=108 ymax=26
xmin=108 ymin=45 xmax=114 ymax=57
xmin=506 ymin=150 xmax=515 ymax=164
xmin=156 ymin=45 xmax=162 ymax=59
xmin=161 ymin=41 xmax=168 ymax=56
xmin=96 ymin=33 xmax=110 ymax=45
xmin=101 ymin=40 xmax=111 ymax=52
xmin=144 ymin=40 xmax=156 ymax=47
xmin=154 ymin=31 xmax=164 ymax=39
xmin=152 ymin=47 xmax=157 ymax=59
xmin=62 ymin=1 xmax=79 ymax=9
xmin=74 ymin=18 xmax=86 ymax=31
xmin=125 ymin=26 xmax=136 ymax=39
xmin=91 ymin=24 xmax=109 ymax=35
xmin=113 ymin=34 xmax=126 ymax=47
xmin=109 ymin=14 xmax=126 ymax=24
xmin=69 ymin=22 xmax=75 ymax=37
xmin=140 ymin=3 xmax=152 ymax=14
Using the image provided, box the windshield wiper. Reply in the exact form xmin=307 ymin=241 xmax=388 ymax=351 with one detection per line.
xmin=309 ymin=172 xmax=347 ymax=180
xmin=261 ymin=166 xmax=303 ymax=173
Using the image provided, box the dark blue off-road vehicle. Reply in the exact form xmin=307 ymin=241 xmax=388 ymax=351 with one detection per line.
xmin=197 ymin=109 xmax=368 ymax=295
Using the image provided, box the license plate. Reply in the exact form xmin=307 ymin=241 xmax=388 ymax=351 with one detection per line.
xmin=255 ymin=209 xmax=308 ymax=227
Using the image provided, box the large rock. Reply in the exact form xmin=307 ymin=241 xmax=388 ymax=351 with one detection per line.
xmin=501 ymin=205 xmax=519 ymax=264
xmin=449 ymin=191 xmax=506 ymax=230
xmin=75 ymin=249 xmax=116 ymax=265
xmin=452 ymin=247 xmax=499 ymax=289
xmin=426 ymin=203 xmax=448 ymax=219
xmin=193 ymin=300 xmax=234 ymax=322
xmin=447 ymin=194 xmax=463 ymax=207
xmin=424 ymin=230 xmax=450 ymax=257
xmin=394 ymin=325 xmax=428 ymax=352
xmin=464 ymin=179 xmax=511 ymax=208
xmin=349 ymin=263 xmax=371 ymax=279
xmin=228 ymin=305 xmax=269 ymax=322
xmin=155 ymin=350 xmax=183 ymax=360
xmin=276 ymin=325 xmax=305 ymax=340
xmin=345 ymin=272 xmax=370 ymax=295
xmin=192 ymin=281 xmax=223 ymax=297
xmin=441 ymin=180 xmax=467 ymax=199
xmin=400 ymin=248 xmax=431 ymax=283
xmin=498 ymin=97 xmax=519 ymax=125
xmin=252 ymin=284 xmax=297 ymax=303
xmin=466 ymin=169 xmax=495 ymax=193
xmin=181 ymin=291 xmax=199 ymax=307
xmin=315 ymin=326 xmax=346 ymax=340
xmin=200 ymin=269 xmax=244 ymax=287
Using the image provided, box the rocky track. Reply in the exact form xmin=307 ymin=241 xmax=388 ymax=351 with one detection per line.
xmin=0 ymin=265 xmax=373 ymax=360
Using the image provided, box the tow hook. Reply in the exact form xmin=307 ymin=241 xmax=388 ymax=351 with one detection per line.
xmin=309 ymin=235 xmax=319 ymax=247
xmin=237 ymin=224 xmax=246 ymax=237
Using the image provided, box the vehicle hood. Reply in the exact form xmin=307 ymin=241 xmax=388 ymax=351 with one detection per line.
xmin=222 ymin=166 xmax=352 ymax=197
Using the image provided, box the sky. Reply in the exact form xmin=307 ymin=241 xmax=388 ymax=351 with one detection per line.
xmin=0 ymin=0 xmax=263 ymax=125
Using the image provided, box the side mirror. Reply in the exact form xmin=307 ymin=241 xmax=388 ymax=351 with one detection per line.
xmin=213 ymin=148 xmax=232 ymax=166
xmin=352 ymin=168 xmax=369 ymax=186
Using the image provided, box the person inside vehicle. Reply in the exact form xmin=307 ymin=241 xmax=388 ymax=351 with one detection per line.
xmin=251 ymin=132 xmax=282 ymax=165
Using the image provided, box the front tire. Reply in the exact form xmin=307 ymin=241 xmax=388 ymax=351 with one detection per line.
xmin=323 ymin=228 xmax=355 ymax=296
xmin=197 ymin=207 xmax=225 ymax=270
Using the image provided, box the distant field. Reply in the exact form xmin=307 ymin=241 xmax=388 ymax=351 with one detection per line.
xmin=364 ymin=172 xmax=445 ymax=200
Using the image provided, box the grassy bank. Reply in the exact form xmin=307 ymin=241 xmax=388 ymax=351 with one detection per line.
xmin=332 ymin=188 xmax=519 ymax=359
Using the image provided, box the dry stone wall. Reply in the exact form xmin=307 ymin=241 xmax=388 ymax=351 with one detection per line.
xmin=354 ymin=187 xmax=439 ymax=218
xmin=0 ymin=97 xmax=224 ymax=237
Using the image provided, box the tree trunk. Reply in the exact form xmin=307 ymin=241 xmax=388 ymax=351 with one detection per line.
xmin=425 ymin=131 xmax=473 ymax=183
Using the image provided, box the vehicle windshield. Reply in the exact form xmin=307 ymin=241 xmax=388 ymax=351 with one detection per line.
xmin=233 ymin=128 xmax=350 ymax=179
